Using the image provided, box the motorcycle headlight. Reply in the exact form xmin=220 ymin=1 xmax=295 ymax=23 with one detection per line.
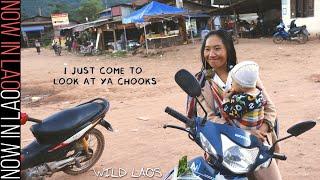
xmin=221 ymin=134 xmax=259 ymax=174
xmin=199 ymin=132 xmax=218 ymax=159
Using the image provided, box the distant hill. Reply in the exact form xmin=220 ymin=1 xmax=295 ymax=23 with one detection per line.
xmin=21 ymin=0 xmax=81 ymax=18
xmin=21 ymin=0 xmax=136 ymax=19
xmin=106 ymin=0 xmax=136 ymax=7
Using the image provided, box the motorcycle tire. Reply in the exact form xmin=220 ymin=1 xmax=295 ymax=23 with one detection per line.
xmin=57 ymin=47 xmax=62 ymax=56
xmin=297 ymin=33 xmax=308 ymax=44
xmin=273 ymin=35 xmax=284 ymax=44
xmin=232 ymin=35 xmax=239 ymax=45
xmin=62 ymin=128 xmax=105 ymax=175
xmin=92 ymin=49 xmax=100 ymax=56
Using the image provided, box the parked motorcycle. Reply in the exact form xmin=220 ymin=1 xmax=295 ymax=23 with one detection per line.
xmin=52 ymin=42 xmax=62 ymax=56
xmin=227 ymin=29 xmax=239 ymax=44
xmin=273 ymin=20 xmax=309 ymax=44
xmin=163 ymin=69 xmax=316 ymax=180
xmin=21 ymin=98 xmax=113 ymax=180
xmin=80 ymin=43 xmax=100 ymax=56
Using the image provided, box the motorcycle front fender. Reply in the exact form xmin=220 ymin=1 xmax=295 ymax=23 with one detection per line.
xmin=273 ymin=32 xmax=280 ymax=37
xmin=163 ymin=157 xmax=247 ymax=180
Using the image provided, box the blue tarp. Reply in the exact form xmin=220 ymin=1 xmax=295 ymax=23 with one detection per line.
xmin=21 ymin=25 xmax=44 ymax=32
xmin=122 ymin=1 xmax=188 ymax=24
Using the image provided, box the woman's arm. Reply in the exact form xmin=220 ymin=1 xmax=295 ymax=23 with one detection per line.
xmin=255 ymin=77 xmax=277 ymax=136
xmin=257 ymin=78 xmax=277 ymax=125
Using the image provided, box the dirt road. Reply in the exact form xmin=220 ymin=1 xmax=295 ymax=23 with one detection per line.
xmin=21 ymin=38 xmax=320 ymax=180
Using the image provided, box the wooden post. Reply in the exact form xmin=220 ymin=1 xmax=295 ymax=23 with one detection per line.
xmin=233 ymin=9 xmax=238 ymax=39
xmin=124 ymin=26 xmax=128 ymax=51
xmin=98 ymin=28 xmax=104 ymax=50
xmin=189 ymin=16 xmax=194 ymax=44
xmin=144 ymin=24 xmax=148 ymax=54
xmin=113 ymin=29 xmax=117 ymax=51
xmin=178 ymin=17 xmax=187 ymax=43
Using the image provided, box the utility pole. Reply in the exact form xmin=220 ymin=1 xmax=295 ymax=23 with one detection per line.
xmin=228 ymin=0 xmax=238 ymax=41
xmin=104 ymin=0 xmax=108 ymax=8
xmin=39 ymin=7 xmax=42 ymax=16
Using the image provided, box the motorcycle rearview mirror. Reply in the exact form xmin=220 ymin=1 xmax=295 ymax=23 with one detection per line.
xmin=21 ymin=112 xmax=28 ymax=125
xmin=174 ymin=69 xmax=207 ymax=125
xmin=174 ymin=69 xmax=201 ymax=98
xmin=287 ymin=120 xmax=316 ymax=137
xmin=269 ymin=120 xmax=316 ymax=154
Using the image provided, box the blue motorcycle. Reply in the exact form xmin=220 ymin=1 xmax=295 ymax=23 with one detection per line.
xmin=163 ymin=69 xmax=316 ymax=180
xmin=273 ymin=20 xmax=309 ymax=44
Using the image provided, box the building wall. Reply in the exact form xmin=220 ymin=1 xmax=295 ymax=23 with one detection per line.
xmin=282 ymin=0 xmax=320 ymax=35
xmin=121 ymin=6 xmax=135 ymax=17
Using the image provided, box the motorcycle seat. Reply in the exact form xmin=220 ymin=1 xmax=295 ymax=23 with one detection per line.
xmin=289 ymin=27 xmax=304 ymax=33
xmin=31 ymin=102 xmax=105 ymax=144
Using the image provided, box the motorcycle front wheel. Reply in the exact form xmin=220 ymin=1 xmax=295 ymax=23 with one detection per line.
xmin=297 ymin=33 xmax=308 ymax=44
xmin=273 ymin=35 xmax=284 ymax=44
xmin=63 ymin=128 xmax=105 ymax=175
xmin=57 ymin=47 xmax=62 ymax=56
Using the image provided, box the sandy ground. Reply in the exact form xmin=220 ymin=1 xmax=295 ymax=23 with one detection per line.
xmin=21 ymin=38 xmax=320 ymax=180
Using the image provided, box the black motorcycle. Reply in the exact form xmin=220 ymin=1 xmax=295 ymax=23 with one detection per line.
xmin=273 ymin=19 xmax=309 ymax=44
xmin=21 ymin=98 xmax=113 ymax=180
xmin=52 ymin=42 xmax=62 ymax=56
xmin=226 ymin=29 xmax=239 ymax=44
xmin=288 ymin=19 xmax=310 ymax=40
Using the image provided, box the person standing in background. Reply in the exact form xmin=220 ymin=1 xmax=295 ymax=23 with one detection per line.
xmin=34 ymin=39 xmax=41 ymax=55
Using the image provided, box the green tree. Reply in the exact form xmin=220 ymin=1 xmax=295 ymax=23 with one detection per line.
xmin=21 ymin=11 xmax=29 ymax=20
xmin=73 ymin=0 xmax=104 ymax=23
xmin=49 ymin=3 xmax=76 ymax=20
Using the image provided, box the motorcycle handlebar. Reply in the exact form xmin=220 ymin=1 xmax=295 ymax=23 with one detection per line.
xmin=273 ymin=153 xmax=287 ymax=160
xmin=165 ymin=107 xmax=191 ymax=125
xmin=27 ymin=117 xmax=42 ymax=124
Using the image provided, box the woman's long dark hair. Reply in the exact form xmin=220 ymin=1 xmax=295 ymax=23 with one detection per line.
xmin=201 ymin=30 xmax=237 ymax=72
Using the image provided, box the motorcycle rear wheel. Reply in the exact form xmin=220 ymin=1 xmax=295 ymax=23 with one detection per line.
xmin=273 ymin=35 xmax=284 ymax=44
xmin=297 ymin=33 xmax=308 ymax=44
xmin=62 ymin=128 xmax=105 ymax=175
xmin=92 ymin=49 xmax=100 ymax=56
xmin=232 ymin=35 xmax=239 ymax=44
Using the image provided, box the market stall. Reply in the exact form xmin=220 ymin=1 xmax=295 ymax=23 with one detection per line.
xmin=147 ymin=33 xmax=179 ymax=48
xmin=122 ymin=1 xmax=188 ymax=53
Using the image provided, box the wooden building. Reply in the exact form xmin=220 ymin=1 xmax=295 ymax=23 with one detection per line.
xmin=21 ymin=15 xmax=79 ymax=47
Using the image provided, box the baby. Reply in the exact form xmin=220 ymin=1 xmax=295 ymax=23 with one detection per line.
xmin=222 ymin=61 xmax=266 ymax=130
